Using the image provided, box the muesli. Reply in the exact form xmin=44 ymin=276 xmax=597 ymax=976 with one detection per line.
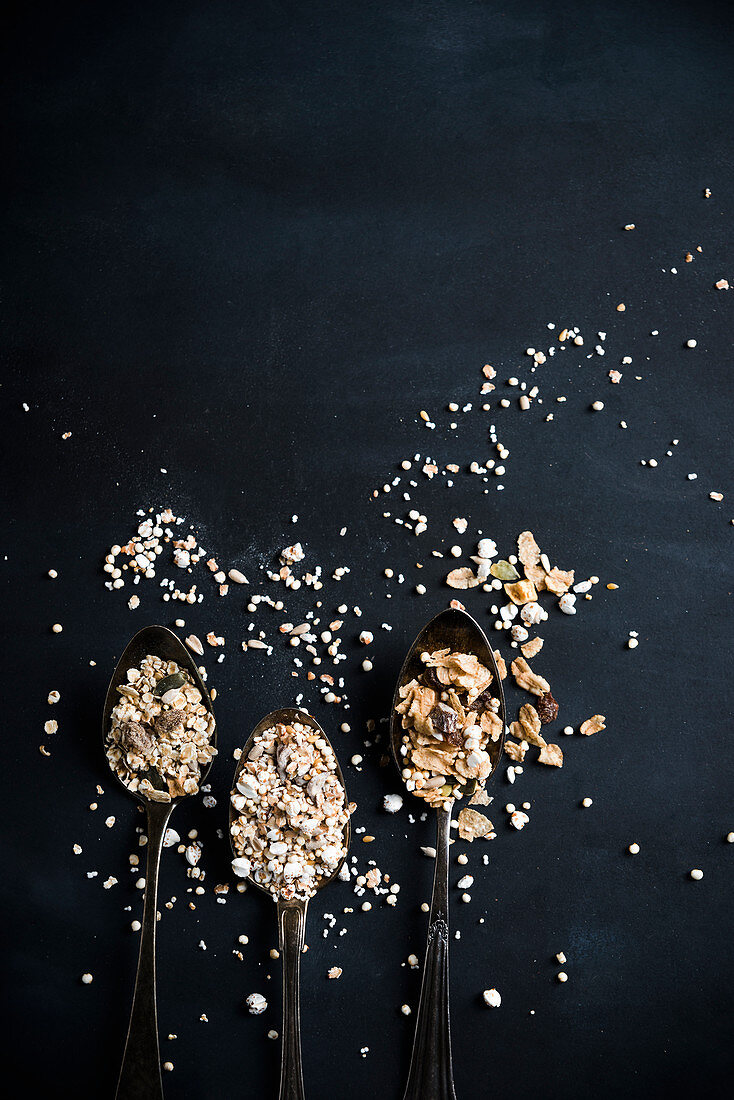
xmin=106 ymin=655 xmax=216 ymax=801
xmin=394 ymin=648 xmax=502 ymax=808
xmin=230 ymin=721 xmax=352 ymax=901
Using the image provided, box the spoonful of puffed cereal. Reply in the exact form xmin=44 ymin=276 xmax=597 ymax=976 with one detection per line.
xmin=103 ymin=626 xmax=217 ymax=1100
xmin=230 ymin=708 xmax=352 ymax=1100
xmin=390 ymin=607 xmax=506 ymax=1100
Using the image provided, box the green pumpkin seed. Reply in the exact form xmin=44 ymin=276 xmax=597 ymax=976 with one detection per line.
xmin=153 ymin=671 xmax=187 ymax=697
xmin=462 ymin=778 xmax=477 ymax=798
xmin=489 ymin=559 xmax=520 ymax=581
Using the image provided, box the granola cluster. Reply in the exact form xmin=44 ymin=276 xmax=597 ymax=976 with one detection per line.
xmin=395 ymin=648 xmax=502 ymax=808
xmin=230 ymin=721 xmax=352 ymax=901
xmin=106 ymin=656 xmax=216 ymax=801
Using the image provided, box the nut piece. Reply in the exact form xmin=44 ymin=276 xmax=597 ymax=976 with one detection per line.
xmin=504 ymin=579 xmax=538 ymax=605
xmin=580 ymin=714 xmax=606 ymax=736
xmin=120 ymin=721 xmax=155 ymax=756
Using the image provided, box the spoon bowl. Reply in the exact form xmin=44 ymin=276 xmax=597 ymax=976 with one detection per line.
xmin=390 ymin=607 xmax=505 ymax=1100
xmin=230 ymin=707 xmax=350 ymax=1100
xmin=103 ymin=624 xmax=216 ymax=803
xmin=104 ymin=626 xmax=216 ymax=1100
xmin=389 ymin=606 xmax=505 ymax=783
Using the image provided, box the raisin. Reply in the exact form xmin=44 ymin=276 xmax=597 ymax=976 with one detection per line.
xmin=429 ymin=704 xmax=461 ymax=746
xmin=468 ymin=689 xmax=494 ymax=712
xmin=536 ymin=692 xmax=559 ymax=724
xmin=422 ymin=667 xmax=444 ymax=690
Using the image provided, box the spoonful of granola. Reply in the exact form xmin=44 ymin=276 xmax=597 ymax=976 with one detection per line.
xmin=230 ymin=708 xmax=352 ymax=1100
xmin=390 ymin=607 xmax=505 ymax=1100
xmin=103 ymin=626 xmax=217 ymax=1100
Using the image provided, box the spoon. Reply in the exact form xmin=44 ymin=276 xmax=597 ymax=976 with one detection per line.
xmin=230 ymin=708 xmax=351 ymax=1100
xmin=103 ymin=626 xmax=216 ymax=1100
xmin=390 ymin=608 xmax=506 ymax=1100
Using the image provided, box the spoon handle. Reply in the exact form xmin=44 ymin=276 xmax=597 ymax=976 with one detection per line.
xmin=115 ymin=801 xmax=173 ymax=1100
xmin=277 ymin=899 xmax=307 ymax=1100
xmin=403 ymin=805 xmax=456 ymax=1100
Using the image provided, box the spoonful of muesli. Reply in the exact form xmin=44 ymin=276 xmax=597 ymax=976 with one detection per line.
xmin=390 ymin=607 xmax=505 ymax=1100
xmin=230 ymin=709 xmax=352 ymax=1100
xmin=103 ymin=626 xmax=217 ymax=1100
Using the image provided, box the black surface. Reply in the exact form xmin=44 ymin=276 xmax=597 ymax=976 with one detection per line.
xmin=3 ymin=2 xmax=733 ymax=1098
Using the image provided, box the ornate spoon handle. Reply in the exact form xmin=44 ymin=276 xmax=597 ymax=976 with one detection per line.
xmin=402 ymin=805 xmax=457 ymax=1100
xmin=277 ymin=899 xmax=308 ymax=1100
xmin=115 ymin=800 xmax=173 ymax=1100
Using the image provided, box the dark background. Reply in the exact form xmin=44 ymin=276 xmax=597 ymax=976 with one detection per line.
xmin=2 ymin=1 xmax=733 ymax=1097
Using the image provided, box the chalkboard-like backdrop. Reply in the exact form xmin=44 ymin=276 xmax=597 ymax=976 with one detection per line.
xmin=3 ymin=2 xmax=732 ymax=1098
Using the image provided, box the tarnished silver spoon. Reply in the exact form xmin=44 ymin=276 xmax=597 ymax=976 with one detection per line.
xmin=390 ymin=608 xmax=505 ymax=1100
xmin=230 ymin=708 xmax=351 ymax=1100
xmin=103 ymin=626 xmax=216 ymax=1100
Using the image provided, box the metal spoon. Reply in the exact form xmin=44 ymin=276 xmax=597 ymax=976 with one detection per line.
xmin=103 ymin=626 xmax=216 ymax=1100
xmin=390 ymin=608 xmax=506 ymax=1100
xmin=230 ymin=708 xmax=351 ymax=1100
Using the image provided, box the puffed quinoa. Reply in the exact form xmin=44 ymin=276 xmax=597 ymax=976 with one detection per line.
xmin=231 ymin=721 xmax=351 ymax=902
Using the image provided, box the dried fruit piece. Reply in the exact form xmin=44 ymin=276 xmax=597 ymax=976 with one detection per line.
xmin=504 ymin=579 xmax=538 ymax=605
xmin=457 ymin=807 xmax=494 ymax=841
xmin=429 ymin=704 xmax=461 ymax=746
xmin=517 ymin=531 xmax=542 ymax=566
xmin=490 ymin=560 xmax=520 ymax=581
xmin=536 ymin=692 xmax=559 ymax=724
xmin=521 ymin=637 xmax=543 ymax=659
xmin=580 ymin=714 xmax=606 ymax=736
xmin=510 ymin=656 xmax=550 ymax=696
xmin=446 ymin=567 xmax=480 ymax=589
xmin=153 ymin=671 xmax=187 ymax=697
xmin=538 ymin=743 xmax=563 ymax=767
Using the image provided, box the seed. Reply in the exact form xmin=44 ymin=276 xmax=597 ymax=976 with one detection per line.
xmin=81 ymin=973 xmax=93 ymax=984
xmin=628 ymin=843 xmax=640 ymax=855
xmin=52 ymin=623 xmax=63 ymax=633
xmin=228 ymin=569 xmax=248 ymax=583
xmin=690 ymin=868 xmax=703 ymax=881
xmin=557 ymin=972 xmax=568 ymax=983
xmin=591 ymin=401 xmax=604 ymax=411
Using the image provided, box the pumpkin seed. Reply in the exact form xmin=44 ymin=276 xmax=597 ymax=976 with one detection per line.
xmin=462 ymin=778 xmax=477 ymax=798
xmin=490 ymin=559 xmax=520 ymax=581
xmin=153 ymin=671 xmax=187 ymax=697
